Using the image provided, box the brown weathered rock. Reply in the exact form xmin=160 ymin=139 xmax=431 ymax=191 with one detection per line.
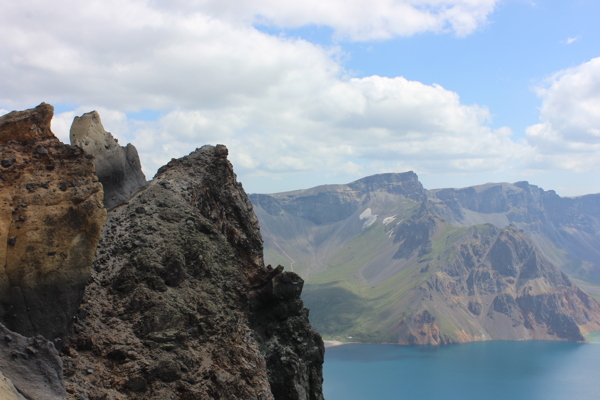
xmin=0 ymin=103 xmax=107 ymax=343
xmin=0 ymin=370 xmax=27 ymax=400
xmin=70 ymin=111 xmax=147 ymax=210
xmin=64 ymin=144 xmax=323 ymax=400
xmin=0 ymin=103 xmax=55 ymax=143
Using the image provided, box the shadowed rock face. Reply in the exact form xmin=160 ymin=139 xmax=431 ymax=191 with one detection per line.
xmin=64 ymin=145 xmax=323 ymax=400
xmin=0 ymin=105 xmax=323 ymax=399
xmin=70 ymin=111 xmax=147 ymax=210
xmin=0 ymin=322 xmax=66 ymax=400
xmin=0 ymin=103 xmax=106 ymax=343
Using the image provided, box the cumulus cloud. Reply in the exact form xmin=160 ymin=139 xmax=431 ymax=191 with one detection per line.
xmin=526 ymin=57 xmax=600 ymax=172
xmin=3 ymin=0 xmax=521 ymax=191
xmin=50 ymin=75 xmax=522 ymax=185
xmin=185 ymin=0 xmax=499 ymax=40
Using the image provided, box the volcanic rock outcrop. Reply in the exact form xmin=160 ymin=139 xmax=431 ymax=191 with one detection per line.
xmin=0 ymin=104 xmax=324 ymax=399
xmin=70 ymin=111 xmax=147 ymax=210
xmin=64 ymin=145 xmax=324 ymax=399
xmin=0 ymin=103 xmax=106 ymax=343
xmin=0 ymin=103 xmax=107 ymax=400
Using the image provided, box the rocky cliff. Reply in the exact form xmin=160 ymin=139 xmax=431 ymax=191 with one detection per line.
xmin=0 ymin=103 xmax=107 ymax=400
xmin=252 ymin=173 xmax=600 ymax=344
xmin=429 ymin=181 xmax=600 ymax=283
xmin=0 ymin=103 xmax=106 ymax=342
xmin=70 ymin=111 xmax=147 ymax=210
xmin=63 ymin=145 xmax=323 ymax=399
xmin=392 ymin=222 xmax=600 ymax=344
xmin=0 ymin=104 xmax=324 ymax=400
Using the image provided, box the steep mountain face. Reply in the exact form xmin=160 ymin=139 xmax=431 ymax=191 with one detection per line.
xmin=0 ymin=103 xmax=107 ymax=400
xmin=249 ymin=172 xmax=425 ymax=278
xmin=252 ymin=173 xmax=600 ymax=344
xmin=429 ymin=182 xmax=600 ymax=283
xmin=64 ymin=145 xmax=324 ymax=400
xmin=394 ymin=223 xmax=600 ymax=344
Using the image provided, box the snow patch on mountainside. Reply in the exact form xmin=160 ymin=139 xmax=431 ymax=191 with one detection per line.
xmin=359 ymin=208 xmax=378 ymax=229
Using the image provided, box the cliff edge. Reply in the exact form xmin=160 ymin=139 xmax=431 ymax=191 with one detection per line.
xmin=64 ymin=144 xmax=324 ymax=399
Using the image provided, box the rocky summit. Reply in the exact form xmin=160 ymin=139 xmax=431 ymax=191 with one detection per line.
xmin=252 ymin=173 xmax=600 ymax=345
xmin=0 ymin=104 xmax=324 ymax=400
xmin=70 ymin=110 xmax=147 ymax=210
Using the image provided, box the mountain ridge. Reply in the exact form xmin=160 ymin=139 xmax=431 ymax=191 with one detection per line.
xmin=251 ymin=172 xmax=600 ymax=345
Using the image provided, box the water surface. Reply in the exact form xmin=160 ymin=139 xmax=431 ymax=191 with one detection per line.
xmin=324 ymin=339 xmax=600 ymax=400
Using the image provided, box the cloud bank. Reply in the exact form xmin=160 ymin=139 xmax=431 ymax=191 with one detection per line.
xmin=526 ymin=57 xmax=600 ymax=173
xmin=1 ymin=0 xmax=598 ymax=194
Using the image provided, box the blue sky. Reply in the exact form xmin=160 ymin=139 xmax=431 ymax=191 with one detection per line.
xmin=1 ymin=0 xmax=599 ymax=196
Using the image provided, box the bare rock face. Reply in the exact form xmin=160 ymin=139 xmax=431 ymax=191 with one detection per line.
xmin=70 ymin=111 xmax=147 ymax=210
xmin=0 ymin=370 xmax=27 ymax=400
xmin=0 ymin=103 xmax=107 ymax=343
xmin=250 ymin=270 xmax=324 ymax=400
xmin=397 ymin=225 xmax=600 ymax=344
xmin=0 ymin=103 xmax=55 ymax=143
xmin=0 ymin=322 xmax=66 ymax=400
xmin=64 ymin=145 xmax=323 ymax=400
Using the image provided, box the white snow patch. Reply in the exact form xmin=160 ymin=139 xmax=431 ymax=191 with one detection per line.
xmin=359 ymin=208 xmax=372 ymax=220
xmin=383 ymin=215 xmax=397 ymax=225
xmin=359 ymin=208 xmax=377 ymax=229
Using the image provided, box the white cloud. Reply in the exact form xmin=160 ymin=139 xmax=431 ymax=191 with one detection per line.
xmin=188 ymin=0 xmax=499 ymax=40
xmin=1 ymin=0 xmax=524 ymax=192
xmin=562 ymin=36 xmax=581 ymax=45
xmin=526 ymin=57 xmax=600 ymax=172
xmin=89 ymin=74 xmax=523 ymax=185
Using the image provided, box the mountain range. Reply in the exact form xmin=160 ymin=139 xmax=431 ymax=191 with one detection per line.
xmin=250 ymin=173 xmax=600 ymax=344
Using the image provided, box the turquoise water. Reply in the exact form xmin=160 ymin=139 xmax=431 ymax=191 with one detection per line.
xmin=324 ymin=339 xmax=600 ymax=400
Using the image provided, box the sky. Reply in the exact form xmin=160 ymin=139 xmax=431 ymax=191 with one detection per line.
xmin=1 ymin=0 xmax=599 ymax=196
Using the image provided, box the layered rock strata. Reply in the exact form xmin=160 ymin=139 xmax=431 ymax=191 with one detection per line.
xmin=64 ymin=145 xmax=323 ymax=399
xmin=396 ymin=224 xmax=600 ymax=344
xmin=70 ymin=111 xmax=147 ymax=210
xmin=0 ymin=103 xmax=106 ymax=343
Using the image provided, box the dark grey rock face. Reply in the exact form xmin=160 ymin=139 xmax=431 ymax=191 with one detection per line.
xmin=251 ymin=269 xmax=324 ymax=400
xmin=64 ymin=145 xmax=324 ymax=400
xmin=70 ymin=111 xmax=148 ymax=209
xmin=0 ymin=322 xmax=66 ymax=400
